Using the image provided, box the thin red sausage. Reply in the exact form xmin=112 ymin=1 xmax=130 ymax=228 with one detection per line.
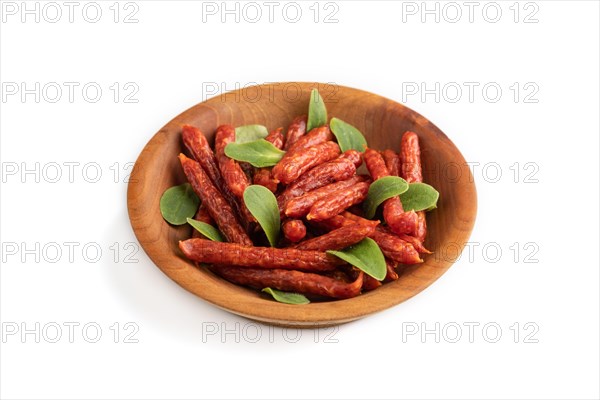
xmin=285 ymin=175 xmax=367 ymax=218
xmin=213 ymin=266 xmax=364 ymax=299
xmin=383 ymin=205 xmax=418 ymax=236
xmin=400 ymin=131 xmax=423 ymax=183
xmin=253 ymin=168 xmax=278 ymax=192
xmin=382 ymin=149 xmax=400 ymax=177
xmin=214 ymin=125 xmax=258 ymax=227
xmin=182 ymin=125 xmax=221 ymax=186
xmin=194 ymin=204 xmax=213 ymax=225
xmin=362 ymin=273 xmax=382 ymax=291
xmin=288 ymin=150 xmax=361 ymax=193
xmin=364 ymin=147 xmax=418 ymax=235
xmin=253 ymin=127 xmax=284 ymax=192
xmin=265 ymin=127 xmax=284 ymax=149
xmin=273 ymin=126 xmax=333 ymax=183
xmin=286 ymin=125 xmax=332 ymax=154
xmin=384 ymin=259 xmax=399 ymax=281
xmin=214 ymin=125 xmax=251 ymax=198
xmin=282 ymin=219 xmax=307 ymax=243
xmin=382 ymin=147 xmax=422 ymax=239
xmin=319 ymin=212 xmax=422 ymax=264
xmin=414 ymin=212 xmax=427 ymax=243
xmin=272 ymin=141 xmax=341 ymax=185
xmin=182 ymin=125 xmax=245 ymax=222
xmin=400 ymin=131 xmax=427 ymax=241
xmin=293 ymin=223 xmax=375 ymax=251
xmin=364 ymin=147 xmax=390 ymax=181
xmin=306 ymin=182 xmax=370 ymax=221
xmin=179 ymin=238 xmax=344 ymax=272
xmin=278 ymin=150 xmax=360 ymax=210
xmin=178 ymin=154 xmax=252 ymax=246
xmin=283 ymin=115 xmax=307 ymax=151
xmin=378 ymin=225 xmax=430 ymax=254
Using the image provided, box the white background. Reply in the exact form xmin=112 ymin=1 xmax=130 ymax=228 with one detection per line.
xmin=1 ymin=1 xmax=599 ymax=399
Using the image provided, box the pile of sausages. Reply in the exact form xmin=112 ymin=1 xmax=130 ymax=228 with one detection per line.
xmin=177 ymin=116 xmax=430 ymax=300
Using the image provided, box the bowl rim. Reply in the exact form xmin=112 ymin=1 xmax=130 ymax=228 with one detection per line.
xmin=127 ymin=82 xmax=477 ymax=327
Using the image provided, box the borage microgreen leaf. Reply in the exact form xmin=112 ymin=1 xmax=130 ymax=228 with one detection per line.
xmin=243 ymin=185 xmax=280 ymax=246
xmin=186 ymin=218 xmax=223 ymax=242
xmin=400 ymin=182 xmax=439 ymax=212
xmin=307 ymin=88 xmax=328 ymax=132
xmin=224 ymin=140 xmax=286 ymax=168
xmin=363 ymin=176 xmax=409 ymax=219
xmin=327 ymin=238 xmax=386 ymax=281
xmin=330 ymin=118 xmax=367 ymax=153
xmin=235 ymin=125 xmax=269 ymax=143
xmin=160 ymin=183 xmax=200 ymax=225
xmin=262 ymin=288 xmax=310 ymax=305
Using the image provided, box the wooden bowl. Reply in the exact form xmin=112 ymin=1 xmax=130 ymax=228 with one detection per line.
xmin=127 ymin=82 xmax=477 ymax=327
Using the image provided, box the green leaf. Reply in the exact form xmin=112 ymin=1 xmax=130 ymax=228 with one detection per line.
xmin=186 ymin=218 xmax=223 ymax=242
xmin=307 ymin=88 xmax=327 ymax=132
xmin=262 ymin=288 xmax=310 ymax=305
xmin=243 ymin=185 xmax=280 ymax=246
xmin=329 ymin=118 xmax=367 ymax=153
xmin=327 ymin=238 xmax=386 ymax=281
xmin=235 ymin=125 xmax=269 ymax=143
xmin=400 ymin=183 xmax=439 ymax=212
xmin=363 ymin=176 xmax=409 ymax=219
xmin=160 ymin=183 xmax=200 ymax=225
xmin=225 ymin=140 xmax=286 ymax=168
